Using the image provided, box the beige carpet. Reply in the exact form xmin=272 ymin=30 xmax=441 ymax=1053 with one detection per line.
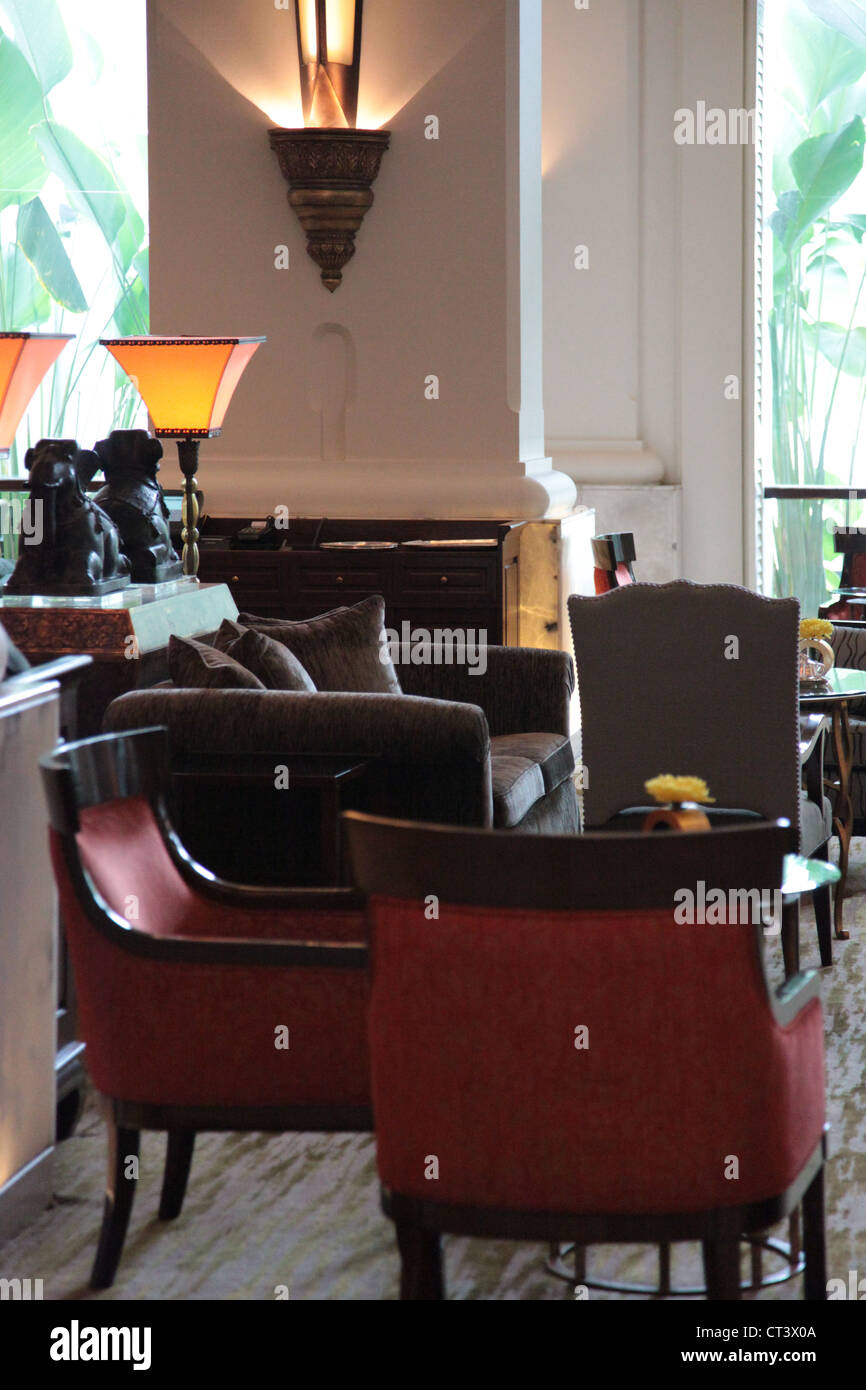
xmin=2 ymin=848 xmax=865 ymax=1301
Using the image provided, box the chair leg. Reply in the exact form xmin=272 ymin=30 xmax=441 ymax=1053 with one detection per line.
xmin=781 ymin=899 xmax=800 ymax=980
xmin=396 ymin=1221 xmax=444 ymax=1300
xmin=159 ymin=1130 xmax=196 ymax=1221
xmin=813 ymin=886 xmax=833 ymax=968
xmin=702 ymin=1227 xmax=742 ymax=1300
xmin=802 ymin=1166 xmax=827 ymax=1300
xmin=90 ymin=1118 xmax=140 ymax=1291
xmin=812 ymin=843 xmax=833 ymax=968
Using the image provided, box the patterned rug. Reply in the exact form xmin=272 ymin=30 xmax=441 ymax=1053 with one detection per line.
xmin=2 ymin=846 xmax=865 ymax=1301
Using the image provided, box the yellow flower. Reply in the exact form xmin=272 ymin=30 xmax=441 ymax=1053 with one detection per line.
xmin=644 ymin=775 xmax=716 ymax=806
xmin=799 ymin=618 xmax=833 ymax=641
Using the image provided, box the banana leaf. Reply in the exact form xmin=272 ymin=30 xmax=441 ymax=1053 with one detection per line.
xmin=16 ymin=195 xmax=87 ymax=313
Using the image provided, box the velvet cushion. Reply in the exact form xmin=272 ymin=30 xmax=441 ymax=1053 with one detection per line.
xmin=213 ymin=619 xmax=316 ymax=692
xmin=490 ymin=732 xmax=574 ymax=793
xmin=367 ymin=896 xmax=825 ymax=1214
xmin=491 ymin=755 xmax=546 ymax=828
xmin=168 ymin=634 xmax=265 ymax=691
xmin=238 ymin=596 xmax=402 ymax=695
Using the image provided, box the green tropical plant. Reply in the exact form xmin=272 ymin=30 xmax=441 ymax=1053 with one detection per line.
xmin=0 ymin=0 xmax=148 ymax=475
xmin=768 ymin=0 xmax=866 ymax=614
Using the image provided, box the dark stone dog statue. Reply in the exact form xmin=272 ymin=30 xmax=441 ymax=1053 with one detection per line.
xmin=82 ymin=430 xmax=183 ymax=585
xmin=5 ymin=439 xmax=131 ymax=597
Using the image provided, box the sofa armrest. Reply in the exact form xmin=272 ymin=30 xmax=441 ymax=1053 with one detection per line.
xmin=104 ymin=688 xmax=494 ymax=827
xmin=105 ymin=688 xmax=489 ymax=763
xmin=396 ymin=646 xmax=574 ymax=737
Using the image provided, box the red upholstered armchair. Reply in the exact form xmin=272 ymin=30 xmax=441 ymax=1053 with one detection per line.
xmin=346 ymin=812 xmax=828 ymax=1301
xmin=41 ymin=728 xmax=369 ymax=1290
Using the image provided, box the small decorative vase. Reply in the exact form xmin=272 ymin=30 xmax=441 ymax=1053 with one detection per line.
xmin=642 ymin=802 xmax=711 ymax=833
xmin=798 ymin=637 xmax=834 ymax=680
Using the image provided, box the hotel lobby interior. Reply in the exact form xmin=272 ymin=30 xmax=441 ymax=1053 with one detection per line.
xmin=2 ymin=0 xmax=866 ymax=1330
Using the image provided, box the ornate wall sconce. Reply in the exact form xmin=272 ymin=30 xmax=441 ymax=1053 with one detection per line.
xmin=269 ymin=1 xmax=390 ymax=292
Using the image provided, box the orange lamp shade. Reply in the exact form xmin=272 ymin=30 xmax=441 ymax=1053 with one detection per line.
xmin=100 ymin=337 xmax=265 ymax=437
xmin=0 ymin=333 xmax=73 ymax=454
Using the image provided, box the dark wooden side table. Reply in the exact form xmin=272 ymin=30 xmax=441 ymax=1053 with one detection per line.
xmin=172 ymin=753 xmax=371 ymax=886
xmin=799 ymin=666 xmax=866 ymax=942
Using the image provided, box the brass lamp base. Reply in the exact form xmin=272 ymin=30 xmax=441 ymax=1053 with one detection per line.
xmin=175 ymin=437 xmax=202 ymax=579
xmin=268 ymin=128 xmax=391 ymax=291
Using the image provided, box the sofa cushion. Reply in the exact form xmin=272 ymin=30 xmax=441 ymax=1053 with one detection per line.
xmin=490 ymin=732 xmax=574 ymax=794
xmin=168 ymin=635 xmax=265 ymax=691
xmin=238 ymin=595 xmax=402 ymax=695
xmin=213 ymin=620 xmax=316 ymax=692
xmin=492 ymin=755 xmax=546 ymax=829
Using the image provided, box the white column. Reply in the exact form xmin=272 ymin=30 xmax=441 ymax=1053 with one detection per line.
xmin=149 ymin=0 xmax=577 ymax=521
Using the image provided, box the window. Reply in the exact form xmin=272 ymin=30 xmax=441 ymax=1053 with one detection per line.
xmin=756 ymin=0 xmax=866 ymax=615
xmin=0 ymin=0 xmax=149 ymax=476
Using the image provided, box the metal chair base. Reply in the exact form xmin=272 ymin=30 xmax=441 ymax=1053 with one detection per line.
xmin=546 ymin=1222 xmax=804 ymax=1297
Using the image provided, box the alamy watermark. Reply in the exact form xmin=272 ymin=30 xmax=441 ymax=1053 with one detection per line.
xmin=381 ymin=623 xmax=488 ymax=676
xmin=832 ymin=492 xmax=866 ymax=535
xmin=674 ymin=881 xmax=782 ymax=934
xmin=0 ymin=497 xmax=42 ymax=544
xmin=674 ymin=102 xmax=756 ymax=146
xmin=827 ymin=1270 xmax=866 ymax=1299
xmin=0 ymin=1277 xmax=43 ymax=1299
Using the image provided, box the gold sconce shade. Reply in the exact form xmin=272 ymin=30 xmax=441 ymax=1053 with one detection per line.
xmin=296 ymin=0 xmax=363 ymax=128
xmin=0 ymin=333 xmax=73 ymax=457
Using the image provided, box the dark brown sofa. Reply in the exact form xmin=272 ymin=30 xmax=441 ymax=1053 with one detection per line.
xmin=103 ymin=645 xmax=579 ymax=881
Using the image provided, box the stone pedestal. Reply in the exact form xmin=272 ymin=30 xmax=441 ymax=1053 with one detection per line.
xmin=0 ymin=584 xmax=238 ymax=735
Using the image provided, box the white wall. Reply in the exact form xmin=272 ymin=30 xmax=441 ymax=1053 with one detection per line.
xmin=542 ymin=0 xmax=749 ymax=583
xmin=148 ymin=0 xmax=576 ymax=520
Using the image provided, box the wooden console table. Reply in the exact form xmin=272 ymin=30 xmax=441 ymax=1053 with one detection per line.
xmin=196 ymin=516 xmax=595 ymax=652
xmin=197 ymin=518 xmax=514 ymax=639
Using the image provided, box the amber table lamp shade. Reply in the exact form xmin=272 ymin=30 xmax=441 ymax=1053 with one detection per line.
xmin=100 ymin=337 xmax=265 ymax=576
xmin=100 ymin=337 xmax=264 ymax=437
xmin=0 ymin=333 xmax=73 ymax=457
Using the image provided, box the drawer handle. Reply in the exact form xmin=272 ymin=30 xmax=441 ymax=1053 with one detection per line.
xmin=231 ymin=575 xmax=239 ymax=583
xmin=336 ymin=575 xmax=344 ymax=585
xmin=440 ymin=575 xmax=449 ymax=585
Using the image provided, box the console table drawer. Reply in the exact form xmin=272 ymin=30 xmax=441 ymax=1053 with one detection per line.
xmin=397 ymin=554 xmax=498 ymax=606
xmin=199 ymin=553 xmax=281 ymax=592
xmin=294 ymin=559 xmax=390 ymax=599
